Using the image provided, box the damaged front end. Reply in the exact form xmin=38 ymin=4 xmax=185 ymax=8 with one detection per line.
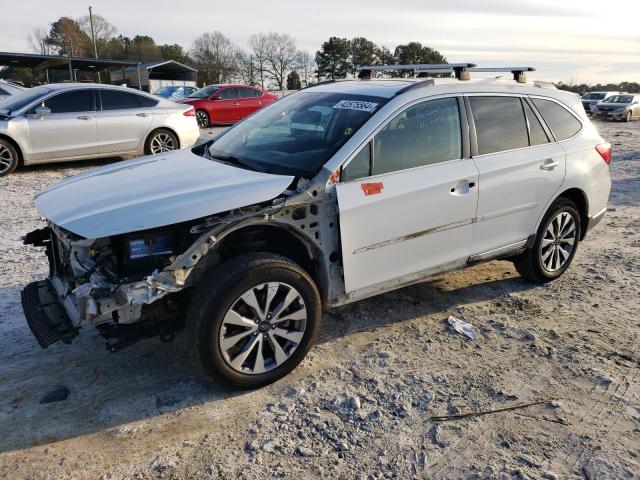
xmin=21 ymin=202 xmax=287 ymax=352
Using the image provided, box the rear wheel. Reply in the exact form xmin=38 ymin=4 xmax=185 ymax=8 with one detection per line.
xmin=186 ymin=253 xmax=321 ymax=389
xmin=145 ymin=129 xmax=179 ymax=155
xmin=196 ymin=110 xmax=210 ymax=128
xmin=0 ymin=139 xmax=19 ymax=176
xmin=514 ymin=198 xmax=581 ymax=283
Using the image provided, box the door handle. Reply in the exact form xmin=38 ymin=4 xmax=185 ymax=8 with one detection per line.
xmin=450 ymin=179 xmax=476 ymax=195
xmin=136 ymin=112 xmax=150 ymax=117
xmin=257 ymin=102 xmax=262 ymax=106
xmin=540 ymin=159 xmax=559 ymax=171
xmin=232 ymin=102 xmax=240 ymax=106
xmin=76 ymin=115 xmax=90 ymax=121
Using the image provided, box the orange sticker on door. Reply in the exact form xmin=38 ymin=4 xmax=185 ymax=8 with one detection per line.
xmin=361 ymin=182 xmax=384 ymax=196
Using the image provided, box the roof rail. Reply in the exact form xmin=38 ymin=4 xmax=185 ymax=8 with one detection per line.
xmin=394 ymin=79 xmax=435 ymax=96
xmin=468 ymin=67 xmax=535 ymax=83
xmin=357 ymin=63 xmax=477 ymax=80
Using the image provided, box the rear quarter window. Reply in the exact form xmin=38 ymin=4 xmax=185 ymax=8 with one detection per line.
xmin=531 ymin=98 xmax=582 ymax=141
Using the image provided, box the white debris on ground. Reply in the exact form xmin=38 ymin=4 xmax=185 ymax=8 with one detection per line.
xmin=0 ymin=122 xmax=639 ymax=479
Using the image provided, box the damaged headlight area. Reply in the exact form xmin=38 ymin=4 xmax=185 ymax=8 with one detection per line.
xmin=22 ymin=222 xmax=203 ymax=352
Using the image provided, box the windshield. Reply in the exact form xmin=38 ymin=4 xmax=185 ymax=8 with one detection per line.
xmin=188 ymin=85 xmax=221 ymax=98
xmin=605 ymin=95 xmax=633 ymax=104
xmin=207 ymin=91 xmax=387 ymax=177
xmin=0 ymin=85 xmax=50 ymax=113
xmin=154 ymin=86 xmax=178 ymax=97
xmin=582 ymin=93 xmax=606 ymax=100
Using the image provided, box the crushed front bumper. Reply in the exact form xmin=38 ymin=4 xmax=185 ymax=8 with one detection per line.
xmin=21 ymin=279 xmax=78 ymax=348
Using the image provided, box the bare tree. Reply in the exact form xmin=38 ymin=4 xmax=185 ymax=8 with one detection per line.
xmin=263 ymin=32 xmax=298 ymax=90
xmin=248 ymin=33 xmax=269 ymax=89
xmin=28 ymin=27 xmax=52 ymax=55
xmin=236 ymin=50 xmax=259 ymax=86
xmin=77 ymin=14 xmax=117 ymax=57
xmin=296 ymin=50 xmax=316 ymax=86
xmin=190 ymin=32 xmax=237 ymax=84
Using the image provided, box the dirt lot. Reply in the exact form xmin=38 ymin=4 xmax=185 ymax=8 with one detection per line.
xmin=0 ymin=120 xmax=638 ymax=480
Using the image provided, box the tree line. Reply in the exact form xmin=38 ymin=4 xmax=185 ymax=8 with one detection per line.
xmin=555 ymin=81 xmax=640 ymax=94
xmin=3 ymin=11 xmax=451 ymax=90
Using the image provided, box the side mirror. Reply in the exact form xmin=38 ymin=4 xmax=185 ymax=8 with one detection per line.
xmin=34 ymin=105 xmax=51 ymax=118
xmin=211 ymin=94 xmax=222 ymax=101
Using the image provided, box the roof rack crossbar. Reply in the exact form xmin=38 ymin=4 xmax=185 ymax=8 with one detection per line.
xmin=469 ymin=67 xmax=536 ymax=83
xmin=357 ymin=63 xmax=476 ymax=80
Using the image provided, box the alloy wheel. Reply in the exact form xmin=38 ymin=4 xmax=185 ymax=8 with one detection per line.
xmin=0 ymin=144 xmax=15 ymax=174
xmin=149 ymin=132 xmax=176 ymax=154
xmin=196 ymin=111 xmax=209 ymax=128
xmin=219 ymin=282 xmax=307 ymax=375
xmin=540 ymin=211 xmax=576 ymax=272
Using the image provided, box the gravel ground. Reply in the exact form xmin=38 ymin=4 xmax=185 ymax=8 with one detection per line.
xmin=0 ymin=121 xmax=638 ymax=480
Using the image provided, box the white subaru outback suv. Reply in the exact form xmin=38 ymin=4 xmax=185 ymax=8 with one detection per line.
xmin=21 ymin=65 xmax=611 ymax=388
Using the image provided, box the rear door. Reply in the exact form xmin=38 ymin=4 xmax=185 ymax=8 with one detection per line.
xmin=336 ymin=97 xmax=479 ymax=294
xmin=237 ymin=87 xmax=263 ymax=119
xmin=96 ymin=90 xmax=156 ymax=154
xmin=26 ymin=89 xmax=98 ymax=160
xmin=467 ymin=95 xmax=566 ymax=257
xmin=212 ymin=87 xmax=240 ymax=123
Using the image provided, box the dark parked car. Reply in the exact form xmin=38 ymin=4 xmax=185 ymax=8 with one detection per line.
xmin=178 ymin=84 xmax=278 ymax=127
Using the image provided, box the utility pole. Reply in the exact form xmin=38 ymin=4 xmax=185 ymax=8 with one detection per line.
xmin=88 ymin=6 xmax=101 ymax=82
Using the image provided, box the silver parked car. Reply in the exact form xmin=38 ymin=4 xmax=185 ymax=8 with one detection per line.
xmin=580 ymin=91 xmax=624 ymax=114
xmin=593 ymin=94 xmax=640 ymax=122
xmin=0 ymin=83 xmax=200 ymax=176
xmin=154 ymin=85 xmax=198 ymax=100
xmin=0 ymin=79 xmax=25 ymax=101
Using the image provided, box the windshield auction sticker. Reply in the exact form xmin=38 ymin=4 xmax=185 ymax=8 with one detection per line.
xmin=332 ymin=100 xmax=379 ymax=112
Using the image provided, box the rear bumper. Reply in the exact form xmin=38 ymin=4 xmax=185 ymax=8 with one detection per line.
xmin=21 ymin=279 xmax=78 ymax=348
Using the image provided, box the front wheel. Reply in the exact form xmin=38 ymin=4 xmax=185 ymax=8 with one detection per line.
xmin=0 ymin=139 xmax=19 ymax=176
xmin=625 ymin=111 xmax=632 ymax=122
xmin=186 ymin=253 xmax=321 ymax=389
xmin=514 ymin=198 xmax=581 ymax=283
xmin=145 ymin=129 xmax=179 ymax=155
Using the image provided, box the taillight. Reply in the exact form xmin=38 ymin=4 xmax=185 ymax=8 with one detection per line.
xmin=183 ymin=107 xmax=196 ymax=117
xmin=595 ymin=142 xmax=612 ymax=165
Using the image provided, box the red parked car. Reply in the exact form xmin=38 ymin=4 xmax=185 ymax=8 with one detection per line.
xmin=178 ymin=84 xmax=277 ymax=127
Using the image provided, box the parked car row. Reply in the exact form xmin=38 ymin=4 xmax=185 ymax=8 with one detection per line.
xmin=581 ymin=91 xmax=639 ymax=121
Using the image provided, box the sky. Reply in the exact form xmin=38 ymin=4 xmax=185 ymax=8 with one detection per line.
xmin=1 ymin=0 xmax=639 ymax=84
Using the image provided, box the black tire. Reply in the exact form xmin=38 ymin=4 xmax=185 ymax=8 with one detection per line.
xmin=144 ymin=128 xmax=179 ymax=155
xmin=0 ymin=139 xmax=19 ymax=176
xmin=196 ymin=110 xmax=210 ymax=128
xmin=514 ymin=198 xmax=581 ymax=283
xmin=186 ymin=253 xmax=321 ymax=389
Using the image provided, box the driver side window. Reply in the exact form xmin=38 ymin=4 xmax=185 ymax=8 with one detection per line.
xmin=342 ymin=97 xmax=462 ymax=181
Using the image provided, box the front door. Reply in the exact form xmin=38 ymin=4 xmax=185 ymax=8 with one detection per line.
xmin=336 ymin=97 xmax=479 ymax=295
xmin=26 ymin=89 xmax=98 ymax=161
xmin=213 ymin=87 xmax=240 ymax=123
xmin=467 ymin=95 xmax=566 ymax=256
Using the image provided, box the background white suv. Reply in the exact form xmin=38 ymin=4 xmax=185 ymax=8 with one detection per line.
xmin=22 ymin=70 xmax=611 ymax=388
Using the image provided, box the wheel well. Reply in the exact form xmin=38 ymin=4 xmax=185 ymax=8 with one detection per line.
xmin=557 ymin=188 xmax=589 ymax=239
xmin=193 ymin=224 xmax=323 ymax=296
xmin=0 ymin=134 xmax=23 ymax=165
xmin=145 ymin=127 xmax=180 ymax=151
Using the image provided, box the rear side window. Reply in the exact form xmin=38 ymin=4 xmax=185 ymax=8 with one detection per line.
xmin=470 ymin=96 xmax=528 ymax=155
xmin=238 ymin=87 xmax=261 ymax=98
xmin=532 ymin=98 xmax=582 ymax=141
xmin=136 ymin=94 xmax=158 ymax=107
xmin=44 ymin=90 xmax=94 ymax=113
xmin=373 ymin=97 xmax=462 ymax=175
xmin=523 ymin=100 xmax=549 ymax=146
xmin=101 ymin=90 xmax=142 ymax=110
xmin=220 ymin=88 xmax=238 ymax=100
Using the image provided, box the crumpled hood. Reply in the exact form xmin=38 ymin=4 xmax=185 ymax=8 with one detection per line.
xmin=34 ymin=149 xmax=294 ymax=238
